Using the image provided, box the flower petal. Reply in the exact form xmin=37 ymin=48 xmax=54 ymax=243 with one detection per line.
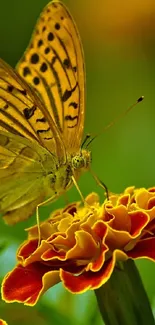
xmin=60 ymin=250 xmax=127 ymax=293
xmin=2 ymin=262 xmax=60 ymax=306
xmin=127 ymin=237 xmax=155 ymax=261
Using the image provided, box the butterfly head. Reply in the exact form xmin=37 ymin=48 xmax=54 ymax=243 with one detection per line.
xmin=71 ymin=149 xmax=91 ymax=171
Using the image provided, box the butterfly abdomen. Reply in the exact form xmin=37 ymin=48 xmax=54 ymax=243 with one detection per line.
xmin=45 ymin=163 xmax=72 ymax=196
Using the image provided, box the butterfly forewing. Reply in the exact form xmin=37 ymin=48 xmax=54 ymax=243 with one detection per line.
xmin=0 ymin=58 xmax=66 ymax=161
xmin=17 ymin=1 xmax=85 ymax=153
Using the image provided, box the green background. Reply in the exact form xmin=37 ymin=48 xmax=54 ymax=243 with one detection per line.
xmin=0 ymin=0 xmax=155 ymax=324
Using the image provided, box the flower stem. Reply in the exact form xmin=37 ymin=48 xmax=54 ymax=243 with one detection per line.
xmin=95 ymin=259 xmax=155 ymax=325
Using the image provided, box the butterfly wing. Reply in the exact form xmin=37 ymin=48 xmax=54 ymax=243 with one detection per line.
xmin=0 ymin=131 xmax=57 ymax=224
xmin=3 ymin=197 xmax=45 ymax=225
xmin=17 ymin=1 xmax=85 ymax=153
xmin=0 ymin=58 xmax=66 ymax=162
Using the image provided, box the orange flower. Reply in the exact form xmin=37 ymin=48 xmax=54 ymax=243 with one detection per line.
xmin=0 ymin=320 xmax=8 ymax=325
xmin=2 ymin=187 xmax=155 ymax=306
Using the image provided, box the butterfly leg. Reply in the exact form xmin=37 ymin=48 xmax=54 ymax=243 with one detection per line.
xmin=90 ymin=169 xmax=109 ymax=200
xmin=71 ymin=175 xmax=85 ymax=203
xmin=36 ymin=193 xmax=59 ymax=246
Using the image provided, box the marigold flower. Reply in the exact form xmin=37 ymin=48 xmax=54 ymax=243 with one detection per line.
xmin=0 ymin=320 xmax=8 ymax=325
xmin=2 ymin=187 xmax=155 ymax=306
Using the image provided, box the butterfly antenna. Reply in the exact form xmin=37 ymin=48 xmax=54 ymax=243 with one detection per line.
xmin=86 ymin=96 xmax=144 ymax=148
xmin=81 ymin=133 xmax=91 ymax=149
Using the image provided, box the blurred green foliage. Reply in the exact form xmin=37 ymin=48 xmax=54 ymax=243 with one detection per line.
xmin=0 ymin=0 xmax=155 ymax=324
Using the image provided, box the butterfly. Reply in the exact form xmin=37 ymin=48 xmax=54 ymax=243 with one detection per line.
xmin=0 ymin=1 xmax=92 ymax=226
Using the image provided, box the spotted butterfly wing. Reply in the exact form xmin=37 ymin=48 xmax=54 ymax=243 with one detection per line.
xmin=17 ymin=1 xmax=85 ymax=153
xmin=0 ymin=58 xmax=65 ymax=158
xmin=0 ymin=1 xmax=87 ymax=225
xmin=0 ymin=57 xmax=66 ymax=224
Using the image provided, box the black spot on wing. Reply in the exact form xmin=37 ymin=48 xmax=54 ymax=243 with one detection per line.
xmin=37 ymin=127 xmax=50 ymax=134
xmin=23 ymin=106 xmax=36 ymax=120
xmin=62 ymin=90 xmax=72 ymax=102
xmin=44 ymin=137 xmax=53 ymax=140
xmin=30 ymin=53 xmax=39 ymax=64
xmin=33 ymin=77 xmax=40 ymax=85
xmin=19 ymin=89 xmax=27 ymax=96
xmin=67 ymin=124 xmax=78 ymax=129
xmin=55 ymin=23 xmax=60 ymax=30
xmin=64 ymin=116 xmax=78 ymax=129
xmin=62 ymin=83 xmax=78 ymax=102
xmin=45 ymin=47 xmax=50 ymax=54
xmin=69 ymin=102 xmax=78 ymax=109
xmin=40 ymin=62 xmax=48 ymax=73
xmin=37 ymin=39 xmax=43 ymax=47
xmin=65 ymin=115 xmax=78 ymax=121
xmin=7 ymin=85 xmax=14 ymax=93
xmin=63 ymin=58 xmax=70 ymax=69
xmin=36 ymin=117 xmax=46 ymax=123
xmin=48 ymin=32 xmax=54 ymax=41
xmin=23 ymin=66 xmax=31 ymax=77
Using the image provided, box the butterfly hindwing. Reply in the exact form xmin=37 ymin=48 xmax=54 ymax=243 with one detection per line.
xmin=0 ymin=131 xmax=58 ymax=224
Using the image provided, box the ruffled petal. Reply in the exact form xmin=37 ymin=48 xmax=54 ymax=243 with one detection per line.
xmin=60 ymin=250 xmax=127 ymax=293
xmin=2 ymin=262 xmax=60 ymax=306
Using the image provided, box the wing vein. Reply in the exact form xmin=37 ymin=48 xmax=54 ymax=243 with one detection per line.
xmin=32 ymin=66 xmax=62 ymax=132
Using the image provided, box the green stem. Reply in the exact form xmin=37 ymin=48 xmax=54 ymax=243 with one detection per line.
xmin=95 ymin=259 xmax=155 ymax=325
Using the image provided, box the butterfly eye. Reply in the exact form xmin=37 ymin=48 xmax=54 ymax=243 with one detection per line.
xmin=72 ymin=156 xmax=85 ymax=169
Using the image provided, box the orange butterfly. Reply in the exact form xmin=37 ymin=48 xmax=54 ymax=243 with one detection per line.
xmin=0 ymin=1 xmax=92 ymax=226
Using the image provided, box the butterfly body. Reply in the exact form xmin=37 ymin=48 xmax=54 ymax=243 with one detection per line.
xmin=40 ymin=148 xmax=91 ymax=197
xmin=0 ymin=1 xmax=89 ymax=225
